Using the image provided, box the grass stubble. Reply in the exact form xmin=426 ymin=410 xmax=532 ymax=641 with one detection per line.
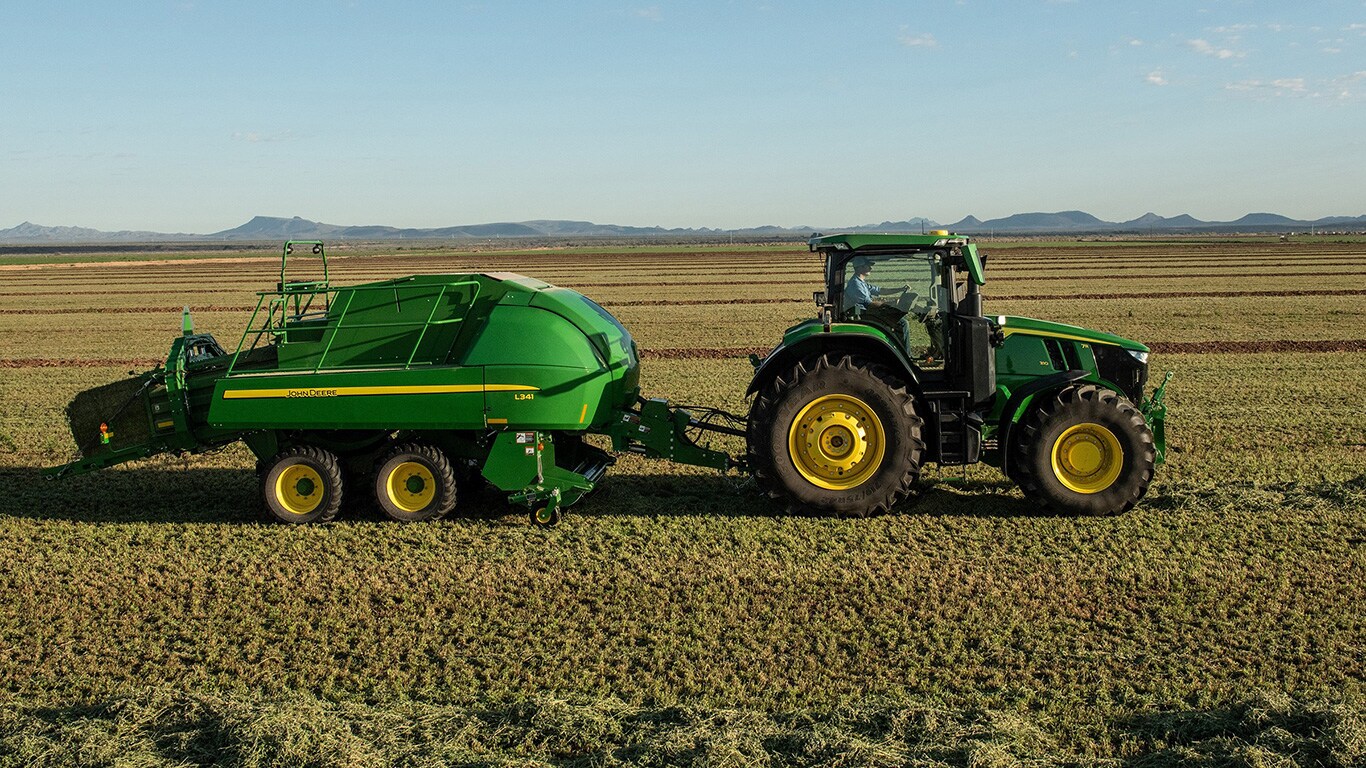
xmin=0 ymin=240 xmax=1363 ymax=766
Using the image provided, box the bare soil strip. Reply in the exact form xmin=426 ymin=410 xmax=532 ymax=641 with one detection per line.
xmin=593 ymin=288 xmax=1366 ymax=306
xmin=992 ymin=288 xmax=1366 ymax=301
xmin=0 ymin=305 xmax=242 ymax=315
xmin=9 ymin=270 xmax=1366 ymax=298
xmin=638 ymin=339 xmax=1366 ymax=359
xmin=2 ymin=286 xmax=1366 ymax=314
xmin=4 ymin=341 xmax=1364 ymax=369
xmin=0 ymin=258 xmax=1349 ymax=286
xmin=0 ymin=357 xmax=164 ymax=369
xmin=1148 ymin=339 xmax=1366 ymax=354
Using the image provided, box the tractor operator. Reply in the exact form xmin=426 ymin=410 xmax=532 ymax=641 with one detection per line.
xmin=843 ymin=257 xmax=901 ymax=313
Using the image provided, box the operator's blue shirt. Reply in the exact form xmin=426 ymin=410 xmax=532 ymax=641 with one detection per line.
xmin=844 ymin=275 xmax=881 ymax=311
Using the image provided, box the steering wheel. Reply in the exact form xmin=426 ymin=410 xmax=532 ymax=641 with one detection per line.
xmin=894 ymin=287 xmax=921 ymax=312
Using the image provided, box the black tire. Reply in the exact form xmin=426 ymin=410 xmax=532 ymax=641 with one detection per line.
xmin=372 ymin=443 xmax=457 ymax=522
xmin=747 ymin=353 xmax=924 ymax=517
xmin=261 ymin=445 xmax=344 ymax=524
xmin=1012 ymin=384 xmax=1155 ymax=516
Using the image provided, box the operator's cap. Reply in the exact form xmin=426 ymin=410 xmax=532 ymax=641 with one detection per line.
xmin=852 ymin=256 xmax=874 ymax=271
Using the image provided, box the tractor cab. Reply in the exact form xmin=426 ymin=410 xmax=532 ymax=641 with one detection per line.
xmin=814 ymin=231 xmax=996 ymax=408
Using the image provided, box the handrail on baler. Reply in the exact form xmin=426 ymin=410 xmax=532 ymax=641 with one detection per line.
xmin=280 ymin=240 xmax=329 ymax=291
xmin=225 ymin=277 xmax=483 ymax=376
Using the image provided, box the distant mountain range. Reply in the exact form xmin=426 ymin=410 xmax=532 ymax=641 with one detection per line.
xmin=2 ymin=211 xmax=1363 ymax=243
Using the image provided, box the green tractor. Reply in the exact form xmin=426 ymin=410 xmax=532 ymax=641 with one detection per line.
xmin=746 ymin=232 xmax=1169 ymax=517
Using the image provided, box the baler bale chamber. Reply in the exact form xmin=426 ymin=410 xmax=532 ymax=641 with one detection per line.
xmin=45 ymin=241 xmax=741 ymax=526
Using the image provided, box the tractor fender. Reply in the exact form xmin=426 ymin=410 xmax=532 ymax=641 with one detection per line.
xmin=997 ymin=369 xmax=1091 ymax=475
xmin=747 ymin=332 xmax=922 ymax=399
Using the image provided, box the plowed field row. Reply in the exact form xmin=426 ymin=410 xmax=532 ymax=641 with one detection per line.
xmin=0 ymin=256 xmax=1346 ymax=287
xmin=6 ymin=339 xmax=1364 ymax=369
xmin=6 ymin=269 xmax=1365 ymax=300
xmin=2 ymin=244 xmax=1353 ymax=273
xmin=4 ymin=287 xmax=1366 ymax=316
xmin=642 ymin=339 xmax=1366 ymax=358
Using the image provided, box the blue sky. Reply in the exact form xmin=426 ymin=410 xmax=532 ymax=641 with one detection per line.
xmin=2 ymin=1 xmax=1363 ymax=232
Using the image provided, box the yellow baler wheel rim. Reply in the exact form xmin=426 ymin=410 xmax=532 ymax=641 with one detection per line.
xmin=385 ymin=461 xmax=437 ymax=513
xmin=275 ymin=464 xmax=325 ymax=516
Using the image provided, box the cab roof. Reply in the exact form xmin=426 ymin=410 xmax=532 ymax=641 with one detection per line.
xmin=807 ymin=232 xmax=971 ymax=252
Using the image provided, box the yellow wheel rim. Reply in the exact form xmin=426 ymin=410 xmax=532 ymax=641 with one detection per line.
xmin=1050 ymin=423 xmax=1124 ymax=494
xmin=787 ymin=394 xmax=886 ymax=490
xmin=386 ymin=461 xmax=436 ymax=513
xmin=275 ymin=464 xmax=325 ymax=516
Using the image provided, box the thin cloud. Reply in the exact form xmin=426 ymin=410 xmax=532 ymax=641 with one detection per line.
xmin=898 ymin=28 xmax=938 ymax=48
xmin=1225 ymin=73 xmax=1365 ymax=101
xmin=1145 ymin=70 xmax=1168 ymax=86
xmin=1226 ymin=78 xmax=1305 ymax=94
xmin=1188 ymin=38 xmax=1245 ymax=59
xmin=634 ymin=6 xmax=661 ymax=22
xmin=232 ymin=131 xmax=296 ymax=143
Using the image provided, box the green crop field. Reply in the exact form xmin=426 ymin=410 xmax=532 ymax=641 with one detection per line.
xmin=0 ymin=239 xmax=1362 ymax=766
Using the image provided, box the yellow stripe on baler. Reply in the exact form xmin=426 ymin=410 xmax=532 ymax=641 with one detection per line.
xmin=222 ymin=384 xmax=538 ymax=400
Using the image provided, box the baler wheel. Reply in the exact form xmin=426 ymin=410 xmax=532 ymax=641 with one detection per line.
xmin=747 ymin=353 xmax=923 ymax=517
xmin=1012 ymin=384 xmax=1155 ymax=515
xmin=261 ymin=445 xmax=344 ymax=524
xmin=373 ymin=443 xmax=457 ymax=522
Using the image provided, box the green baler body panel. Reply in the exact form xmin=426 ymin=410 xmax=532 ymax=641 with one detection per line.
xmin=204 ymin=272 xmax=640 ymax=433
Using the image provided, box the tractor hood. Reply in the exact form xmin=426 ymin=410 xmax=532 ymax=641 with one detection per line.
xmin=997 ymin=315 xmax=1148 ymax=353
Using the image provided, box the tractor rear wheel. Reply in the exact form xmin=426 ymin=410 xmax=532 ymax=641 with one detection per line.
xmin=261 ymin=445 xmax=344 ymax=524
xmin=747 ymin=353 xmax=923 ymax=517
xmin=1012 ymin=384 xmax=1155 ymax=516
xmin=373 ymin=443 xmax=457 ymax=522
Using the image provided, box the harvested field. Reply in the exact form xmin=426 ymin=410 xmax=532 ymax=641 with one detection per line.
xmin=0 ymin=237 xmax=1363 ymax=766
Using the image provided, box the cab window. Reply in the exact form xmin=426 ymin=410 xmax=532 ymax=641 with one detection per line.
xmin=837 ymin=252 xmax=949 ymax=367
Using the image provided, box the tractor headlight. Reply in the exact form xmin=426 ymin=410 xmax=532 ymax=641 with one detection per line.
xmin=1128 ymin=349 xmax=1149 ymax=364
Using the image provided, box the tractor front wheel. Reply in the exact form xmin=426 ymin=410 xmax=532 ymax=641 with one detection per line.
xmin=1012 ymin=384 xmax=1155 ymax=515
xmin=373 ymin=443 xmax=457 ymax=522
xmin=747 ymin=353 xmax=923 ymax=517
xmin=261 ymin=445 xmax=345 ymax=524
